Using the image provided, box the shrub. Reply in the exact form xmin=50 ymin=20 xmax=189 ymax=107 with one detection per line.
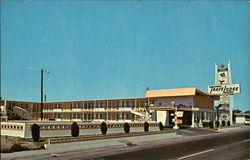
xmin=216 ymin=121 xmax=220 ymax=128
xmin=221 ymin=121 xmax=226 ymax=127
xmin=71 ymin=122 xmax=79 ymax=137
xmin=159 ymin=122 xmax=164 ymax=130
xmin=31 ymin=123 xmax=40 ymax=142
xmin=123 ymin=122 xmax=130 ymax=133
xmin=203 ymin=122 xmax=207 ymax=127
xmin=1 ymin=148 xmax=12 ymax=153
xmin=10 ymin=143 xmax=29 ymax=152
xmin=209 ymin=122 xmax=214 ymax=129
xmin=100 ymin=121 xmax=108 ymax=135
xmin=227 ymin=121 xmax=230 ymax=126
xmin=144 ymin=122 xmax=149 ymax=132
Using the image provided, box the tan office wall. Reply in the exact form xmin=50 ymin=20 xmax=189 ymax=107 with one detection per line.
xmin=194 ymin=95 xmax=214 ymax=109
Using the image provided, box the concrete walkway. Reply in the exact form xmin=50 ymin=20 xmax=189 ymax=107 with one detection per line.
xmin=1 ymin=132 xmax=179 ymax=160
xmin=218 ymin=125 xmax=250 ymax=132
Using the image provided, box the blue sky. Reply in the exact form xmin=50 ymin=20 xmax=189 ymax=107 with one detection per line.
xmin=1 ymin=1 xmax=249 ymax=111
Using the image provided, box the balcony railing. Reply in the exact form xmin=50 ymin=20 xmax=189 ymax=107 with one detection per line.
xmin=43 ymin=106 xmax=146 ymax=112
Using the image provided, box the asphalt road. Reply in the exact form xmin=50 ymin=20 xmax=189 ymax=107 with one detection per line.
xmin=2 ymin=127 xmax=250 ymax=160
xmin=102 ymin=127 xmax=250 ymax=160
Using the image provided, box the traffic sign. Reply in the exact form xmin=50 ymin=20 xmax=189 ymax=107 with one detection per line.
xmin=177 ymin=119 xmax=183 ymax=124
xmin=176 ymin=111 xmax=184 ymax=117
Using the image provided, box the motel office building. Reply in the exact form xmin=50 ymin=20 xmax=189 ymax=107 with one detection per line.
xmin=1 ymin=87 xmax=219 ymax=128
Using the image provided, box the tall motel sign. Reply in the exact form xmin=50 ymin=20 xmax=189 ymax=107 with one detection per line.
xmin=208 ymin=61 xmax=241 ymax=124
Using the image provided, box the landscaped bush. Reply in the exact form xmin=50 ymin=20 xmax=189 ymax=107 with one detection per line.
xmin=71 ymin=122 xmax=79 ymax=137
xmin=31 ymin=123 xmax=40 ymax=142
xmin=227 ymin=121 xmax=230 ymax=126
xmin=159 ymin=122 xmax=164 ymax=130
xmin=203 ymin=122 xmax=207 ymax=127
xmin=100 ymin=121 xmax=108 ymax=135
xmin=144 ymin=122 xmax=149 ymax=132
xmin=209 ymin=122 xmax=214 ymax=129
xmin=221 ymin=121 xmax=226 ymax=127
xmin=10 ymin=143 xmax=29 ymax=152
xmin=123 ymin=122 xmax=130 ymax=133
xmin=1 ymin=148 xmax=12 ymax=153
xmin=216 ymin=121 xmax=220 ymax=128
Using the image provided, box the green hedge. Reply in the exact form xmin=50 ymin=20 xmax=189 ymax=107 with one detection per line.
xmin=31 ymin=123 xmax=40 ymax=142
xmin=71 ymin=122 xmax=79 ymax=137
xmin=10 ymin=143 xmax=29 ymax=152
xmin=159 ymin=122 xmax=164 ymax=130
xmin=221 ymin=121 xmax=226 ymax=127
xmin=101 ymin=121 xmax=108 ymax=134
xmin=123 ymin=122 xmax=130 ymax=133
xmin=144 ymin=122 xmax=149 ymax=132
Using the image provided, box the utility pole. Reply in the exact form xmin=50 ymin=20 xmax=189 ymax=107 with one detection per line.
xmin=40 ymin=69 xmax=44 ymax=120
xmin=40 ymin=69 xmax=49 ymax=121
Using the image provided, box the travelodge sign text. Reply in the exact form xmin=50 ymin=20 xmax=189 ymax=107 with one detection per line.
xmin=208 ymin=83 xmax=240 ymax=94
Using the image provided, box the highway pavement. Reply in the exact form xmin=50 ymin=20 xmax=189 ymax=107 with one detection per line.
xmin=103 ymin=126 xmax=250 ymax=160
xmin=1 ymin=126 xmax=249 ymax=160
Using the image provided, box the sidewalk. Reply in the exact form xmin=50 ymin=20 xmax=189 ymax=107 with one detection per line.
xmin=1 ymin=132 xmax=179 ymax=160
xmin=218 ymin=125 xmax=250 ymax=132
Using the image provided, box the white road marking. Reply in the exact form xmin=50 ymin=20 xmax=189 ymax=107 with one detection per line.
xmin=243 ymin=139 xmax=250 ymax=142
xmin=177 ymin=149 xmax=214 ymax=160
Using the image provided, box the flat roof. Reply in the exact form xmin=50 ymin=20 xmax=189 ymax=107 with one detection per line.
xmin=2 ymin=87 xmax=219 ymax=103
xmin=145 ymin=87 xmax=216 ymax=98
xmin=234 ymin=113 xmax=250 ymax=116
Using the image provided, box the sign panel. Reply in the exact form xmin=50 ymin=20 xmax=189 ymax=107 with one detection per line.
xmin=217 ymin=70 xmax=229 ymax=84
xmin=208 ymin=83 xmax=240 ymax=94
xmin=220 ymin=113 xmax=229 ymax=121
xmin=176 ymin=111 xmax=184 ymax=117
xmin=177 ymin=119 xmax=183 ymax=124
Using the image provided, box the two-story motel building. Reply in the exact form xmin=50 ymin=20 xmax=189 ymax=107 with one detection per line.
xmin=0 ymin=87 xmax=219 ymax=127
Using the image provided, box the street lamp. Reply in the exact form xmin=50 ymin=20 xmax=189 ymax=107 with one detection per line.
xmin=40 ymin=69 xmax=49 ymax=121
xmin=172 ymin=100 xmax=179 ymax=129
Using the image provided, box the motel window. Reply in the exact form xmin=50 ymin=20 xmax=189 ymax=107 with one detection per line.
xmin=201 ymin=112 xmax=205 ymax=120
xmin=100 ymin=114 xmax=106 ymax=119
xmin=57 ymin=114 xmax=62 ymax=119
xmin=127 ymin=114 xmax=130 ymax=119
xmin=7 ymin=104 xmax=12 ymax=110
xmin=21 ymin=104 xmax=28 ymax=109
xmin=131 ymin=102 xmax=134 ymax=107
xmin=126 ymin=101 xmax=129 ymax=107
xmin=78 ymin=114 xmax=82 ymax=119
xmin=78 ymin=103 xmax=83 ymax=109
xmin=88 ymin=114 xmax=93 ymax=120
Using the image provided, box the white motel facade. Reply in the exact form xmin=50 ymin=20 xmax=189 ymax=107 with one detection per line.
xmin=1 ymin=87 xmax=220 ymax=128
